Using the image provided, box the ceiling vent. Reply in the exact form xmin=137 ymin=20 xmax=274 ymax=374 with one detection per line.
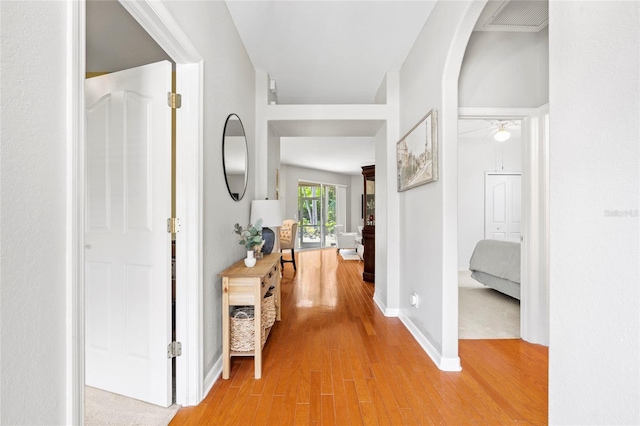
xmin=478 ymin=0 xmax=549 ymax=32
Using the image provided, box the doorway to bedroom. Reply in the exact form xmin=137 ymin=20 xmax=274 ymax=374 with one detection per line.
xmin=457 ymin=118 xmax=522 ymax=339
xmin=456 ymin=0 xmax=550 ymax=344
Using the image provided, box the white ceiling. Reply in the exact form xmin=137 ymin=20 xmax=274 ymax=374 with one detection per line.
xmin=225 ymin=1 xmax=437 ymax=105
xmin=269 ymin=120 xmax=383 ymax=176
xmin=86 ymin=1 xmax=536 ymax=178
xmin=458 ymin=119 xmax=521 ymax=140
xmin=225 ymin=1 xmax=436 ymax=174
xmin=280 ymin=137 xmax=375 ymax=176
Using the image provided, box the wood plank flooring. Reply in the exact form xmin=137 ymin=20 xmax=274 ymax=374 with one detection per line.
xmin=171 ymin=249 xmax=548 ymax=425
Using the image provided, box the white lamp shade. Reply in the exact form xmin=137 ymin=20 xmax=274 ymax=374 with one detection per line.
xmin=250 ymin=200 xmax=283 ymax=228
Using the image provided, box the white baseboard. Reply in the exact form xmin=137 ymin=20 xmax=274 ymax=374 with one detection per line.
xmin=203 ymin=356 xmax=222 ymax=399
xmin=439 ymin=356 xmax=462 ymax=371
xmin=398 ymin=311 xmax=461 ymax=372
xmin=373 ymin=293 xmax=399 ymax=317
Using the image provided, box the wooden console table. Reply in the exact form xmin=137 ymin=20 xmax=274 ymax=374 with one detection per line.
xmin=219 ymin=253 xmax=281 ymax=379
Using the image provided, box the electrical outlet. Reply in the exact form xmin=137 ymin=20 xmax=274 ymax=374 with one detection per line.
xmin=410 ymin=292 xmax=419 ymax=308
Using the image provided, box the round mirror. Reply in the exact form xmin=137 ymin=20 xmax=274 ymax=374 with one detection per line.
xmin=222 ymin=114 xmax=248 ymax=201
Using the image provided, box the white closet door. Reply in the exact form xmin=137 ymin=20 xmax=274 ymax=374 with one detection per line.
xmin=85 ymin=61 xmax=172 ymax=407
xmin=485 ymin=173 xmax=522 ymax=242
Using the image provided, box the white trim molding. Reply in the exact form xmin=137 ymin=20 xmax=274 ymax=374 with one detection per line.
xmin=458 ymin=107 xmax=538 ymax=120
xmin=67 ymin=0 xmax=85 ymax=423
xmin=119 ymin=1 xmax=201 ymax=64
xmin=457 ymin=105 xmax=550 ymax=347
xmin=398 ymin=312 xmax=461 ymax=372
xmin=175 ymin=61 xmax=205 ymax=405
xmin=519 ymin=105 xmax=550 ymax=346
xmin=373 ymin=293 xmax=400 ymax=317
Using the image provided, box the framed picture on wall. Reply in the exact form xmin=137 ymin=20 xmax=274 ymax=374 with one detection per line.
xmin=396 ymin=109 xmax=438 ymax=191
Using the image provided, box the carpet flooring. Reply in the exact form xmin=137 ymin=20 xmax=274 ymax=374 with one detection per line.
xmin=458 ymin=270 xmax=520 ymax=339
xmin=85 ymin=386 xmax=180 ymax=426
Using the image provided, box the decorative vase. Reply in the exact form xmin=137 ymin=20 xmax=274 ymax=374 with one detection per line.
xmin=244 ymin=256 xmax=256 ymax=267
xmin=254 ymin=241 xmax=265 ymax=259
xmin=247 ymin=250 xmax=254 ymax=259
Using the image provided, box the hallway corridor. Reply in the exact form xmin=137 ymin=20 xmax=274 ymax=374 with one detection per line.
xmin=171 ymin=249 xmax=547 ymax=425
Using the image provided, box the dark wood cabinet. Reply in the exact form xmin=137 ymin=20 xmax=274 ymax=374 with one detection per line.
xmin=362 ymin=165 xmax=375 ymax=283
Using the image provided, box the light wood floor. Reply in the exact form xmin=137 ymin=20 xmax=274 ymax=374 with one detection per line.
xmin=171 ymin=249 xmax=548 ymax=425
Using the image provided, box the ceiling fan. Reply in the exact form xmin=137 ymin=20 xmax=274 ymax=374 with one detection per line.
xmin=458 ymin=120 xmax=520 ymax=142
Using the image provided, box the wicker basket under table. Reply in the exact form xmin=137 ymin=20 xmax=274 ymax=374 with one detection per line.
xmin=218 ymin=253 xmax=282 ymax=380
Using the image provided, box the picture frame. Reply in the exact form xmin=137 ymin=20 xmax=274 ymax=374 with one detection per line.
xmin=396 ymin=109 xmax=438 ymax=192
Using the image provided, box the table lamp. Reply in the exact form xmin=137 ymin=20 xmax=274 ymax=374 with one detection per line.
xmin=250 ymin=200 xmax=282 ymax=255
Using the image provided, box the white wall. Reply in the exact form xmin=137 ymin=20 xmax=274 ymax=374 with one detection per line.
xmin=161 ymin=1 xmax=256 ymax=382
xmin=0 ymin=2 xmax=68 ymax=423
xmin=457 ymin=130 xmax=521 ymax=269
xmin=372 ymin=123 xmax=388 ymax=304
xmin=397 ymin=0 xmax=483 ymax=369
xmin=459 ymin=28 xmax=549 ymax=108
xmin=255 ymin=70 xmax=270 ymax=199
xmin=281 ymin=165 xmax=354 ymax=239
xmin=267 ymin=130 xmax=280 ymax=201
xmin=375 ymin=72 xmax=401 ymax=314
xmin=549 ymin=2 xmax=640 ymax=424
xmin=350 ymin=175 xmax=364 ymax=232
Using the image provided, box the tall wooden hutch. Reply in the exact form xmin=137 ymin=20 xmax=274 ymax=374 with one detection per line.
xmin=362 ymin=165 xmax=375 ymax=283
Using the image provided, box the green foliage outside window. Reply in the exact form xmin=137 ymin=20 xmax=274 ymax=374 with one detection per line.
xmin=298 ymin=184 xmax=337 ymax=242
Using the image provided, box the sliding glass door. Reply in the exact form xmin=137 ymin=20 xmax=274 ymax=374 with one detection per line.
xmin=298 ymin=183 xmax=337 ymax=249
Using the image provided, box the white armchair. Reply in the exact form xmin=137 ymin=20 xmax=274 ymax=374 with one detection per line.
xmin=356 ymin=226 xmax=364 ymax=259
xmin=337 ymin=233 xmax=358 ymax=251
xmin=336 ymin=225 xmax=364 ymax=257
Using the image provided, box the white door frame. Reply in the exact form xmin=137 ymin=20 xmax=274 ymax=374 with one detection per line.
xmin=459 ymin=107 xmax=549 ymax=345
xmin=68 ymin=1 xmax=204 ymax=423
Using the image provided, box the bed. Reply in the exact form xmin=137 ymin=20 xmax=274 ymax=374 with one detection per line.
xmin=468 ymin=239 xmax=521 ymax=300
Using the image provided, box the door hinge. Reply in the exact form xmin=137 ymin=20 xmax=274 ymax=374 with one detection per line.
xmin=167 ymin=341 xmax=182 ymax=359
xmin=167 ymin=92 xmax=182 ymax=109
xmin=167 ymin=217 xmax=181 ymax=234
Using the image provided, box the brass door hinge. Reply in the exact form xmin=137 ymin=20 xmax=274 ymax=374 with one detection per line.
xmin=167 ymin=218 xmax=181 ymax=234
xmin=167 ymin=92 xmax=182 ymax=109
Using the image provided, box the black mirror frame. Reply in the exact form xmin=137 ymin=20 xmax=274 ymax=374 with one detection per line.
xmin=222 ymin=113 xmax=248 ymax=201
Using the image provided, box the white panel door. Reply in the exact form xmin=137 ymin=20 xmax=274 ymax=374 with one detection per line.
xmin=485 ymin=173 xmax=522 ymax=242
xmin=85 ymin=61 xmax=172 ymax=407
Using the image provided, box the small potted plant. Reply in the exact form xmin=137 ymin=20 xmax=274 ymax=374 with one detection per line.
xmin=233 ymin=219 xmax=264 ymax=266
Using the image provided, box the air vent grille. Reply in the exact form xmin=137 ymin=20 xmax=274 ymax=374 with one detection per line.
xmin=485 ymin=0 xmax=548 ymax=30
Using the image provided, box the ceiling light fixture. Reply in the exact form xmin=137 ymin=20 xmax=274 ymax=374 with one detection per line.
xmin=494 ymin=123 xmax=511 ymax=142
